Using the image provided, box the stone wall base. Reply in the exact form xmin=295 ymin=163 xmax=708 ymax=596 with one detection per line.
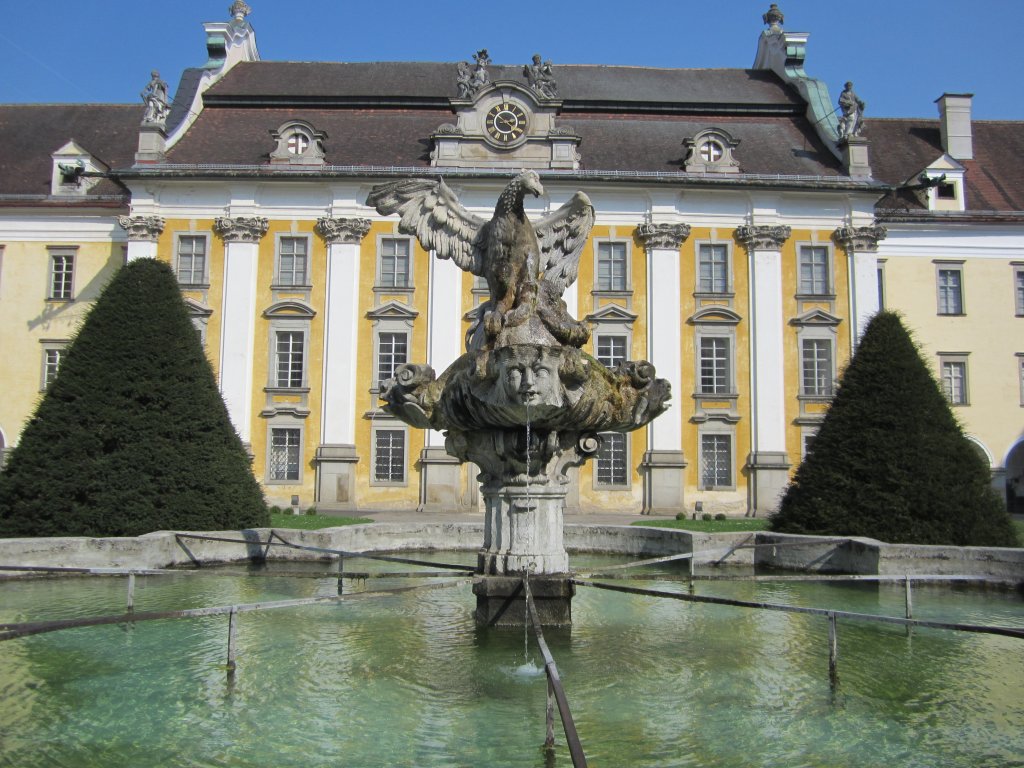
xmin=472 ymin=575 xmax=575 ymax=627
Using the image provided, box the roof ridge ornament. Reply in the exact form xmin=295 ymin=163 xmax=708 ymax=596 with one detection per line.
xmin=229 ymin=1 xmax=252 ymax=22
xmin=762 ymin=3 xmax=784 ymax=33
xmin=456 ymin=49 xmax=492 ymax=98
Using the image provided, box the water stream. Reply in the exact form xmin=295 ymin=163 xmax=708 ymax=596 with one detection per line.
xmin=0 ymin=553 xmax=1021 ymax=767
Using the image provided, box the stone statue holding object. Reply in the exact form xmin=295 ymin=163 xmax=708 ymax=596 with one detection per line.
xmin=837 ymin=81 xmax=865 ymax=139
xmin=141 ymin=71 xmax=170 ymax=125
xmin=524 ymin=54 xmax=558 ymax=99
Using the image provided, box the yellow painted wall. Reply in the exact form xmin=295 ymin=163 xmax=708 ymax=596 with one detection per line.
xmin=0 ymin=238 xmax=123 ymax=450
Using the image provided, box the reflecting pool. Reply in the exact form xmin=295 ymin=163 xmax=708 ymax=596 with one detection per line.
xmin=1 ymin=554 xmax=1022 ymax=767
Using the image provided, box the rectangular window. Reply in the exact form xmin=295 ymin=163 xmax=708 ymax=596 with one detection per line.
xmin=596 ymin=241 xmax=627 ymax=291
xmin=374 ymin=429 xmax=406 ymax=483
xmin=269 ymin=428 xmax=301 ymax=481
xmin=699 ymin=337 xmax=730 ymax=394
xmin=596 ymin=335 xmax=627 ymax=368
xmin=49 ymin=252 xmax=74 ymax=299
xmin=277 ymin=237 xmax=308 ymax=286
xmin=877 ymin=265 xmax=886 ymax=310
xmin=1015 ymin=269 xmax=1024 ymax=316
xmin=595 ymin=432 xmax=628 ymax=486
xmin=379 ymin=238 xmax=411 ymax=288
xmin=701 ymin=434 xmax=732 ymax=489
xmin=275 ymin=330 xmax=304 ymax=388
xmin=941 ymin=359 xmax=968 ymax=405
xmin=801 ymin=339 xmax=834 ymax=396
xmin=377 ymin=332 xmax=408 ymax=387
xmin=698 ymin=244 xmax=729 ymax=293
xmin=43 ymin=348 xmax=64 ymax=389
xmin=798 ymin=246 xmax=830 ymax=295
xmin=176 ymin=235 xmax=207 ymax=285
xmin=937 ymin=268 xmax=964 ymax=315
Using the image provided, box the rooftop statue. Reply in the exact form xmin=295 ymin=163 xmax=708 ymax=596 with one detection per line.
xmin=837 ymin=81 xmax=865 ymax=139
xmin=524 ymin=54 xmax=558 ymax=99
xmin=140 ymin=71 xmax=170 ymax=125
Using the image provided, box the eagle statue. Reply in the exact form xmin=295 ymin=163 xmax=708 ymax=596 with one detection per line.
xmin=365 ymin=170 xmax=595 ymax=351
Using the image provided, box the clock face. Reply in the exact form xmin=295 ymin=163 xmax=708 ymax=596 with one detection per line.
xmin=485 ymin=102 xmax=528 ymax=144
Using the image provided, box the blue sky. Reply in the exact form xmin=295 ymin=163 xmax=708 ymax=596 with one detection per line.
xmin=2 ymin=0 xmax=1023 ymax=120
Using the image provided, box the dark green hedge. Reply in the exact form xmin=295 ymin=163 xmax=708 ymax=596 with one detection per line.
xmin=0 ymin=259 xmax=268 ymax=537
xmin=770 ymin=311 xmax=1017 ymax=547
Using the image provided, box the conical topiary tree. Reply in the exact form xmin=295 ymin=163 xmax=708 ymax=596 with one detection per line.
xmin=0 ymin=258 xmax=268 ymax=537
xmin=770 ymin=311 xmax=1017 ymax=547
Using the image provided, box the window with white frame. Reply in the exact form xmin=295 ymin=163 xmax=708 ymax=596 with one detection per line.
xmin=176 ymin=235 xmax=207 ymax=285
xmin=377 ymin=331 xmax=408 ymax=387
xmin=801 ymin=428 xmax=818 ymax=460
xmin=373 ymin=428 xmax=406 ymax=484
xmin=798 ymin=245 xmax=831 ymax=296
xmin=940 ymin=355 xmax=969 ymax=405
xmin=1015 ymin=268 xmax=1024 ymax=316
xmin=275 ymin=330 xmax=305 ymax=388
xmin=595 ymin=432 xmax=628 ymax=487
xmin=699 ymin=336 xmax=731 ymax=395
xmin=48 ymin=250 xmax=75 ymax=300
xmin=700 ymin=433 xmax=733 ymax=489
xmin=41 ymin=346 xmax=65 ymax=389
xmin=697 ymin=243 xmax=729 ymax=293
xmin=276 ymin=236 xmax=309 ymax=286
xmin=596 ymin=241 xmax=627 ymax=291
xmin=596 ymin=334 xmax=627 ymax=368
xmin=801 ymin=338 xmax=834 ymax=397
xmin=269 ymin=427 xmax=302 ymax=482
xmin=378 ymin=238 xmax=411 ymax=288
xmin=937 ymin=266 xmax=964 ymax=315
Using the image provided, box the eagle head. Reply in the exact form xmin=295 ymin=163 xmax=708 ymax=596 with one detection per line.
xmin=517 ymin=169 xmax=544 ymax=199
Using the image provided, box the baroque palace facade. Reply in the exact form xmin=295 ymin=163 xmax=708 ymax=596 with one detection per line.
xmin=2 ymin=4 xmax=1022 ymax=516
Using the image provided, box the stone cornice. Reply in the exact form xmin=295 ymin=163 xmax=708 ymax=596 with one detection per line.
xmin=634 ymin=222 xmax=691 ymax=249
xmin=832 ymin=224 xmax=888 ymax=252
xmin=117 ymin=215 xmax=165 ymax=241
xmin=734 ymin=224 xmax=791 ymax=250
xmin=214 ymin=216 xmax=269 ymax=243
xmin=315 ymin=216 xmax=372 ymax=244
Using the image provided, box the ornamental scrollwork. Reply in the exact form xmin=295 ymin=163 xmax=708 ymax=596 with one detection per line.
xmin=832 ymin=225 xmax=887 ymax=253
xmin=635 ymin=222 xmax=692 ymax=249
xmin=734 ymin=224 xmax=792 ymax=250
xmin=315 ymin=217 xmax=372 ymax=244
xmin=213 ymin=216 xmax=269 ymax=243
xmin=118 ymin=215 xmax=165 ymax=241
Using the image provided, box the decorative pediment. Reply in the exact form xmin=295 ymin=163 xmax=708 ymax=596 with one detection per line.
xmin=263 ymin=300 xmax=316 ymax=319
xmin=789 ymin=309 xmax=842 ymax=327
xmin=688 ymin=306 xmax=742 ymax=325
xmin=269 ymin=120 xmax=327 ymax=165
xmin=367 ymin=300 xmax=419 ymax=322
xmin=183 ymin=298 xmax=213 ymax=317
xmin=585 ymin=304 xmax=638 ymax=324
xmin=432 ymin=63 xmax=580 ymax=170
xmin=683 ymin=128 xmax=741 ymax=174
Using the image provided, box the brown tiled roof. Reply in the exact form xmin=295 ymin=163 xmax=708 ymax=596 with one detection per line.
xmin=204 ymin=61 xmax=805 ymax=109
xmin=0 ymin=104 xmax=140 ymax=198
xmin=865 ymin=118 xmax=1024 ymax=212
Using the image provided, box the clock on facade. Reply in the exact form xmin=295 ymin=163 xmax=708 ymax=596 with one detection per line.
xmin=485 ymin=102 xmax=528 ymax=143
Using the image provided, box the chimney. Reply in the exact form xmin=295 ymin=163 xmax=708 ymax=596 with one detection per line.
xmin=936 ymin=93 xmax=973 ymax=160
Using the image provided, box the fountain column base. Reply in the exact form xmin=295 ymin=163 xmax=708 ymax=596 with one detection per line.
xmin=478 ymin=483 xmax=570 ymax=575
xmin=473 ymin=575 xmax=575 ymax=627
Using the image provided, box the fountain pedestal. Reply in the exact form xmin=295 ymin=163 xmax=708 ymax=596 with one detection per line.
xmin=473 ymin=575 xmax=576 ymax=627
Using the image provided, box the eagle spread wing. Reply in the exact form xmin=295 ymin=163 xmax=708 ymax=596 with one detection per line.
xmin=534 ymin=192 xmax=595 ymax=294
xmin=365 ymin=178 xmax=488 ymax=274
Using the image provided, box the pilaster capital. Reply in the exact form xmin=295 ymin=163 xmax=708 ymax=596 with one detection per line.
xmin=832 ymin=224 xmax=887 ymax=253
xmin=117 ymin=215 xmax=165 ymax=241
xmin=634 ymin=222 xmax=691 ymax=249
xmin=214 ymin=216 xmax=269 ymax=243
xmin=315 ymin=216 xmax=372 ymax=244
xmin=734 ymin=224 xmax=791 ymax=250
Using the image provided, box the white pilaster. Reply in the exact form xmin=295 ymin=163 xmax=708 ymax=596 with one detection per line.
xmin=647 ymin=245 xmax=683 ymax=452
xmin=322 ymin=240 xmax=362 ymax=445
xmin=219 ymin=241 xmax=259 ymax=442
xmin=117 ymin=215 xmax=164 ymax=262
xmin=425 ymin=252 xmax=464 ymax=448
xmin=833 ymin=225 xmax=887 ymax=347
xmin=750 ymin=247 xmax=786 ymax=453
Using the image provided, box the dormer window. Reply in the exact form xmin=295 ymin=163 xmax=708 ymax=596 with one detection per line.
xmin=270 ymin=120 xmax=326 ymax=165
xmin=936 ymin=182 xmax=957 ymax=200
xmin=683 ymin=129 xmax=740 ymax=174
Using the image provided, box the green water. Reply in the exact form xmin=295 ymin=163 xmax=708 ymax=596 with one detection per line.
xmin=1 ymin=554 xmax=1022 ymax=768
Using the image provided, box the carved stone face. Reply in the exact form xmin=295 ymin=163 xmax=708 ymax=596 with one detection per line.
xmin=495 ymin=346 xmax=562 ymax=408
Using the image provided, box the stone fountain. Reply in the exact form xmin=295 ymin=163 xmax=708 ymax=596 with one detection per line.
xmin=367 ymin=171 xmax=671 ymax=625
